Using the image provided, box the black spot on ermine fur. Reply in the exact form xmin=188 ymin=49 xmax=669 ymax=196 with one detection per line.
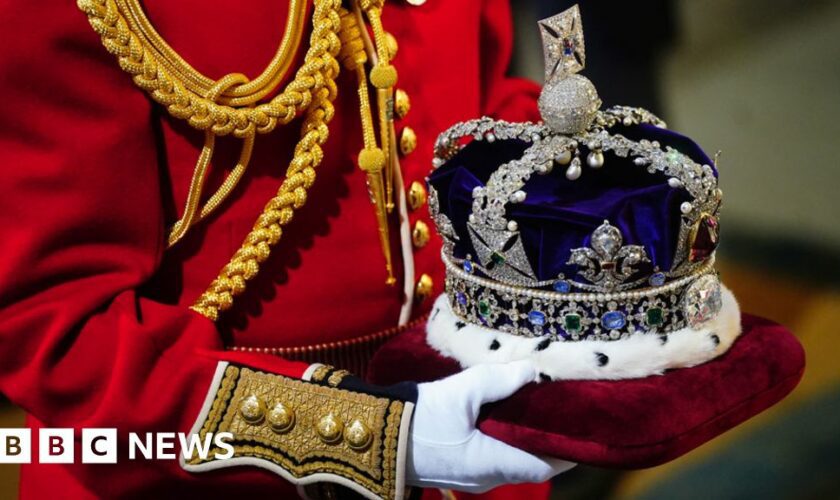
xmin=455 ymin=321 xmax=466 ymax=330
xmin=659 ymin=335 xmax=668 ymax=345
xmin=489 ymin=339 xmax=501 ymax=350
xmin=535 ymin=338 xmax=551 ymax=351
xmin=710 ymin=334 xmax=720 ymax=346
xmin=595 ymin=352 xmax=609 ymax=366
xmin=539 ymin=373 xmax=552 ymax=383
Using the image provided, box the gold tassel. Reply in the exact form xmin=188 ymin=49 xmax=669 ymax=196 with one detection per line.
xmin=338 ymin=7 xmax=396 ymax=285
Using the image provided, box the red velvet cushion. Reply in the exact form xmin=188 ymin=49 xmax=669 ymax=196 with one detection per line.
xmin=367 ymin=314 xmax=805 ymax=468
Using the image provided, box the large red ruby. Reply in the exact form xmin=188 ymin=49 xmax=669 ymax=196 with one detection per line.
xmin=689 ymin=215 xmax=719 ymax=262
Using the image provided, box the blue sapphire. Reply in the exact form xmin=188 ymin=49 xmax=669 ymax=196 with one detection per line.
xmin=562 ymin=38 xmax=575 ymax=56
xmin=601 ymin=311 xmax=626 ymax=330
xmin=456 ymin=292 xmax=467 ymax=306
xmin=553 ymin=280 xmax=571 ymax=293
xmin=528 ymin=310 xmax=547 ymax=327
xmin=649 ymin=272 xmax=666 ymax=287
xmin=463 ymin=260 xmax=474 ymax=273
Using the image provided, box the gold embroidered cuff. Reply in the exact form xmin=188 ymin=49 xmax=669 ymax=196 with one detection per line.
xmin=182 ymin=363 xmax=414 ymax=500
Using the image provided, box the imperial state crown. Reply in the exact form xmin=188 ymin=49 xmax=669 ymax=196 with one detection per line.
xmin=424 ymin=5 xmax=733 ymax=380
xmin=367 ymin=5 xmax=804 ymax=468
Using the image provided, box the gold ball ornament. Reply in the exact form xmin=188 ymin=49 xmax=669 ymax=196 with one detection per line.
xmin=344 ymin=419 xmax=373 ymax=451
xmin=394 ymin=89 xmax=411 ymax=119
xmin=412 ymin=220 xmax=430 ymax=248
xmin=370 ymin=64 xmax=398 ymax=89
xmin=358 ymin=148 xmax=386 ymax=172
xmin=267 ymin=401 xmax=295 ymax=434
xmin=239 ymin=395 xmax=265 ymax=424
xmin=415 ymin=273 xmax=433 ymax=302
xmin=407 ymin=181 xmax=427 ymax=210
xmin=316 ymin=413 xmax=344 ymax=444
xmin=400 ymin=127 xmax=417 ymax=155
xmin=385 ymin=32 xmax=399 ymax=59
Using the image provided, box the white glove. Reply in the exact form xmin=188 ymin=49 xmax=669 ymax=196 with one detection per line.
xmin=405 ymin=359 xmax=576 ymax=493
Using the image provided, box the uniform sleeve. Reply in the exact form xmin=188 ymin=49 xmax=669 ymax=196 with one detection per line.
xmin=0 ymin=2 xmax=414 ymax=498
xmin=479 ymin=0 xmax=542 ymax=122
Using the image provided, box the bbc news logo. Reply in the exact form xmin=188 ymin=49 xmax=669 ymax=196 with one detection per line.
xmin=0 ymin=429 xmax=234 ymax=464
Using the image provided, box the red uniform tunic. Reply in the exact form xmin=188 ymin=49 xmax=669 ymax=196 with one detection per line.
xmin=0 ymin=0 xmax=541 ymax=497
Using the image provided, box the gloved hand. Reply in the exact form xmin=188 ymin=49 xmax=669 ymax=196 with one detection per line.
xmin=405 ymin=360 xmax=576 ymax=493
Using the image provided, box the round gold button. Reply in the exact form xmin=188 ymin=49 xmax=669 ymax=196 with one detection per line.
xmin=408 ymin=181 xmax=427 ymax=211
xmin=412 ymin=220 xmax=430 ymax=248
xmin=239 ymin=395 xmax=265 ymax=425
xmin=267 ymin=401 xmax=295 ymax=434
xmin=400 ymin=126 xmax=417 ymax=156
xmin=385 ymin=32 xmax=399 ymax=60
xmin=415 ymin=273 xmax=433 ymax=302
xmin=344 ymin=419 xmax=373 ymax=451
xmin=394 ymin=89 xmax=411 ymax=119
xmin=316 ymin=413 xmax=344 ymax=444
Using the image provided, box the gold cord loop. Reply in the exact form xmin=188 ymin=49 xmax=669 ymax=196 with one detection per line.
xmin=168 ymin=74 xmax=253 ymax=247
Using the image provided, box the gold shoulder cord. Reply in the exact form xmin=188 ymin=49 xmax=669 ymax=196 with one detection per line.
xmin=77 ymin=0 xmax=401 ymax=321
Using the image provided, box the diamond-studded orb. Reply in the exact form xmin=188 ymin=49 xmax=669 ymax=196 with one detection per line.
xmin=538 ymin=74 xmax=601 ymax=134
xmin=683 ymin=274 xmax=723 ymax=328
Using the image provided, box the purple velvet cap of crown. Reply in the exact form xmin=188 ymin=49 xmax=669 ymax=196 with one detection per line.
xmin=427 ymin=123 xmax=717 ymax=282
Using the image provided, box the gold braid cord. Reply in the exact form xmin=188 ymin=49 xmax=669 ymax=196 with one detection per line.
xmin=191 ymin=5 xmax=342 ymax=321
xmin=192 ymin=80 xmax=337 ymax=321
xmin=78 ymin=0 xmax=397 ymax=322
xmin=78 ymin=0 xmax=335 ymax=138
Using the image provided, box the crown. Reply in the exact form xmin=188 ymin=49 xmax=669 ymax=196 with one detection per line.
xmin=426 ymin=6 xmax=724 ymax=343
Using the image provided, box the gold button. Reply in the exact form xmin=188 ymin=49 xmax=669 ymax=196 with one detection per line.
xmin=412 ymin=220 xmax=430 ymax=248
xmin=344 ymin=419 xmax=373 ymax=451
xmin=267 ymin=401 xmax=295 ymax=434
xmin=385 ymin=32 xmax=399 ymax=60
xmin=239 ymin=395 xmax=265 ymax=424
xmin=394 ymin=89 xmax=411 ymax=119
xmin=415 ymin=273 xmax=433 ymax=302
xmin=316 ymin=413 xmax=344 ymax=444
xmin=400 ymin=126 xmax=417 ymax=155
xmin=408 ymin=181 xmax=427 ymax=211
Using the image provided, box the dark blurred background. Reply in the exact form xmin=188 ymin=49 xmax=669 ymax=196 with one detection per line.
xmin=2 ymin=1 xmax=839 ymax=498
xmin=509 ymin=0 xmax=840 ymax=499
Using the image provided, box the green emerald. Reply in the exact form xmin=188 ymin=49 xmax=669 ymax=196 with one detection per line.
xmin=564 ymin=313 xmax=582 ymax=332
xmin=478 ymin=300 xmax=491 ymax=317
xmin=646 ymin=307 xmax=664 ymax=327
xmin=490 ymin=251 xmax=506 ymax=266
